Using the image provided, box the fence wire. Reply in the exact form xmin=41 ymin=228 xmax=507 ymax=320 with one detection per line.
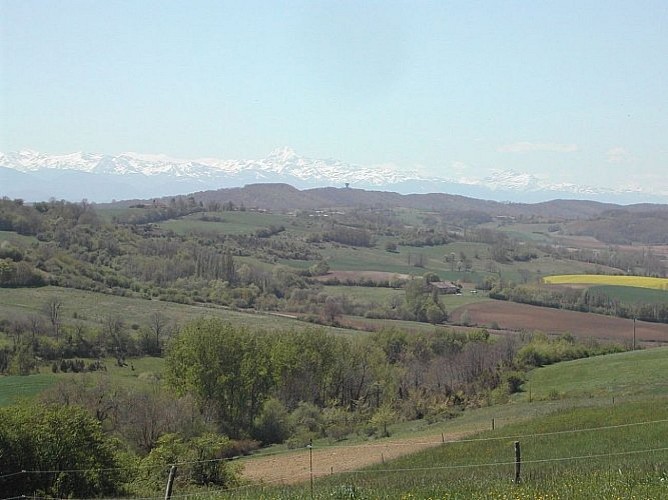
xmin=2 ymin=418 xmax=667 ymax=500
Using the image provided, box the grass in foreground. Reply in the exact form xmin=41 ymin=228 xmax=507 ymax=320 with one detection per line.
xmin=133 ymin=347 xmax=668 ymax=499
xmin=221 ymin=399 xmax=668 ymax=499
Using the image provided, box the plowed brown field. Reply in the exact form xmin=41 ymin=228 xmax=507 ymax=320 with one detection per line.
xmin=452 ymin=301 xmax=668 ymax=344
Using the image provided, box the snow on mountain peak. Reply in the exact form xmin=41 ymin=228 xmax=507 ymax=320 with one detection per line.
xmin=1 ymin=148 xmax=662 ymax=203
xmin=267 ymin=147 xmax=299 ymax=162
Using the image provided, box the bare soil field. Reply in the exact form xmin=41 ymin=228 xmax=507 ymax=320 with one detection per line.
xmin=315 ymin=270 xmax=411 ymax=283
xmin=240 ymin=432 xmax=467 ymax=485
xmin=451 ymin=301 xmax=668 ymax=344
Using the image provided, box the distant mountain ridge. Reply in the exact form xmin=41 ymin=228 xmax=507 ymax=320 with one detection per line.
xmin=109 ymin=183 xmax=668 ymax=224
xmin=0 ymin=148 xmax=664 ymax=204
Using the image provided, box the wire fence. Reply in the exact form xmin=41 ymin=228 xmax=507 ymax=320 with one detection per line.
xmin=2 ymin=417 xmax=667 ymax=500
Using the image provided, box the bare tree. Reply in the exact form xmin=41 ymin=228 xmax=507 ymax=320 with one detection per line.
xmin=42 ymin=297 xmax=63 ymax=340
xmin=27 ymin=314 xmax=46 ymax=341
xmin=101 ymin=314 xmax=129 ymax=362
xmin=148 ymin=311 xmax=171 ymax=355
xmin=518 ymin=268 xmax=532 ymax=284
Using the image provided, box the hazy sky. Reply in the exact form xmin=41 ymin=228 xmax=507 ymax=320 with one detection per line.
xmin=1 ymin=1 xmax=667 ymax=193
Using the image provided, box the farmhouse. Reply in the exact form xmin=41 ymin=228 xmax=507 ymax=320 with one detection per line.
xmin=430 ymin=281 xmax=460 ymax=294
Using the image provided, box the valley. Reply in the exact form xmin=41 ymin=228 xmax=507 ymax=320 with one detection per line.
xmin=0 ymin=183 xmax=666 ymax=498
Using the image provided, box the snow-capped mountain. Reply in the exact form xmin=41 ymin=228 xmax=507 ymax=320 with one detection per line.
xmin=0 ymin=149 xmax=662 ymax=204
xmin=458 ymin=169 xmax=636 ymax=197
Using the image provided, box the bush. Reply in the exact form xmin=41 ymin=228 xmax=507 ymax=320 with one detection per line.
xmin=252 ymin=397 xmax=293 ymax=445
xmin=368 ymin=405 xmax=396 ymax=438
xmin=503 ymin=371 xmax=526 ymax=394
xmin=0 ymin=403 xmax=127 ymax=497
xmin=137 ymin=433 xmax=239 ymax=490
xmin=291 ymin=402 xmax=323 ymax=434
xmin=322 ymin=407 xmax=355 ymax=442
xmin=459 ymin=310 xmax=472 ymax=326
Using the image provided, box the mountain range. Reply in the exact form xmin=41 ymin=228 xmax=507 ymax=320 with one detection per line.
xmin=0 ymin=148 xmax=663 ymax=204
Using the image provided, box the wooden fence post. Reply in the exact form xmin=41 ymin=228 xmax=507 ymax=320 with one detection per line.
xmin=308 ymin=439 xmax=314 ymax=499
xmin=164 ymin=465 xmax=177 ymax=500
xmin=514 ymin=441 xmax=521 ymax=484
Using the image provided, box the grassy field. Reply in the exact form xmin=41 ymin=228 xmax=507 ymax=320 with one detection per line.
xmin=321 ymin=285 xmax=405 ymax=302
xmin=544 ymin=274 xmax=668 ymax=290
xmin=0 ymin=373 xmax=60 ymax=406
xmin=482 ymin=222 xmax=557 ymax=242
xmin=320 ymin=239 xmax=611 ymax=288
xmin=322 ymin=246 xmax=424 ymax=275
xmin=159 ymin=211 xmax=303 ymax=236
xmin=0 ymin=286 xmax=363 ymax=336
xmin=226 ymin=401 xmax=668 ymax=499
xmin=322 ymin=243 xmax=489 ymax=284
xmin=322 ymin=285 xmax=488 ymax=310
xmin=590 ymin=284 xmax=668 ymax=305
xmin=0 ymin=356 xmax=166 ymax=406
xmin=0 ymin=230 xmax=38 ymax=245
xmin=219 ymin=347 xmax=668 ymax=499
xmin=515 ymin=347 xmax=668 ymax=401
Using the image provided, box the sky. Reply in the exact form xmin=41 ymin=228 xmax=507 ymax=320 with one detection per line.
xmin=1 ymin=0 xmax=667 ymax=194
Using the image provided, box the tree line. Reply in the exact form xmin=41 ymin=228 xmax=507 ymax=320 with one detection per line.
xmin=489 ymin=281 xmax=668 ymax=324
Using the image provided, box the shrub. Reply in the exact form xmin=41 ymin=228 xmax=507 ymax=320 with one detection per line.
xmin=137 ymin=433 xmax=239 ymax=490
xmin=503 ymin=371 xmax=526 ymax=394
xmin=252 ymin=397 xmax=293 ymax=445
xmin=0 ymin=403 xmax=127 ymax=497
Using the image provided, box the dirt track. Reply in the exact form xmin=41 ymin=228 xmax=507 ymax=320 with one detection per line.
xmin=240 ymin=432 xmax=467 ymax=485
xmin=452 ymin=301 xmax=668 ymax=344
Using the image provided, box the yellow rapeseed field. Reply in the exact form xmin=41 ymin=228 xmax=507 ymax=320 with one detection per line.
xmin=543 ymin=274 xmax=668 ymax=290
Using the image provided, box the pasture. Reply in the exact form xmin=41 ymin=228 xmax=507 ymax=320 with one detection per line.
xmin=0 ymin=373 xmax=59 ymax=406
xmin=0 ymin=230 xmax=38 ymax=245
xmin=158 ymin=211 xmax=303 ymax=236
xmin=590 ymin=284 xmax=668 ymax=305
xmin=516 ymin=347 xmax=668 ymax=401
xmin=0 ymin=356 xmax=165 ymax=406
xmin=0 ymin=286 xmax=362 ymax=336
xmin=321 ymin=284 xmax=487 ymax=310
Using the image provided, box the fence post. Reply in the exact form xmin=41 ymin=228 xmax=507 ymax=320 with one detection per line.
xmin=308 ymin=438 xmax=314 ymax=499
xmin=514 ymin=441 xmax=521 ymax=484
xmin=492 ymin=418 xmax=495 ymax=430
xmin=164 ymin=464 xmax=177 ymax=500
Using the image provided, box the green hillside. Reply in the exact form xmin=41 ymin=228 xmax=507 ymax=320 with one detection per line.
xmin=229 ymin=347 xmax=668 ymax=499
